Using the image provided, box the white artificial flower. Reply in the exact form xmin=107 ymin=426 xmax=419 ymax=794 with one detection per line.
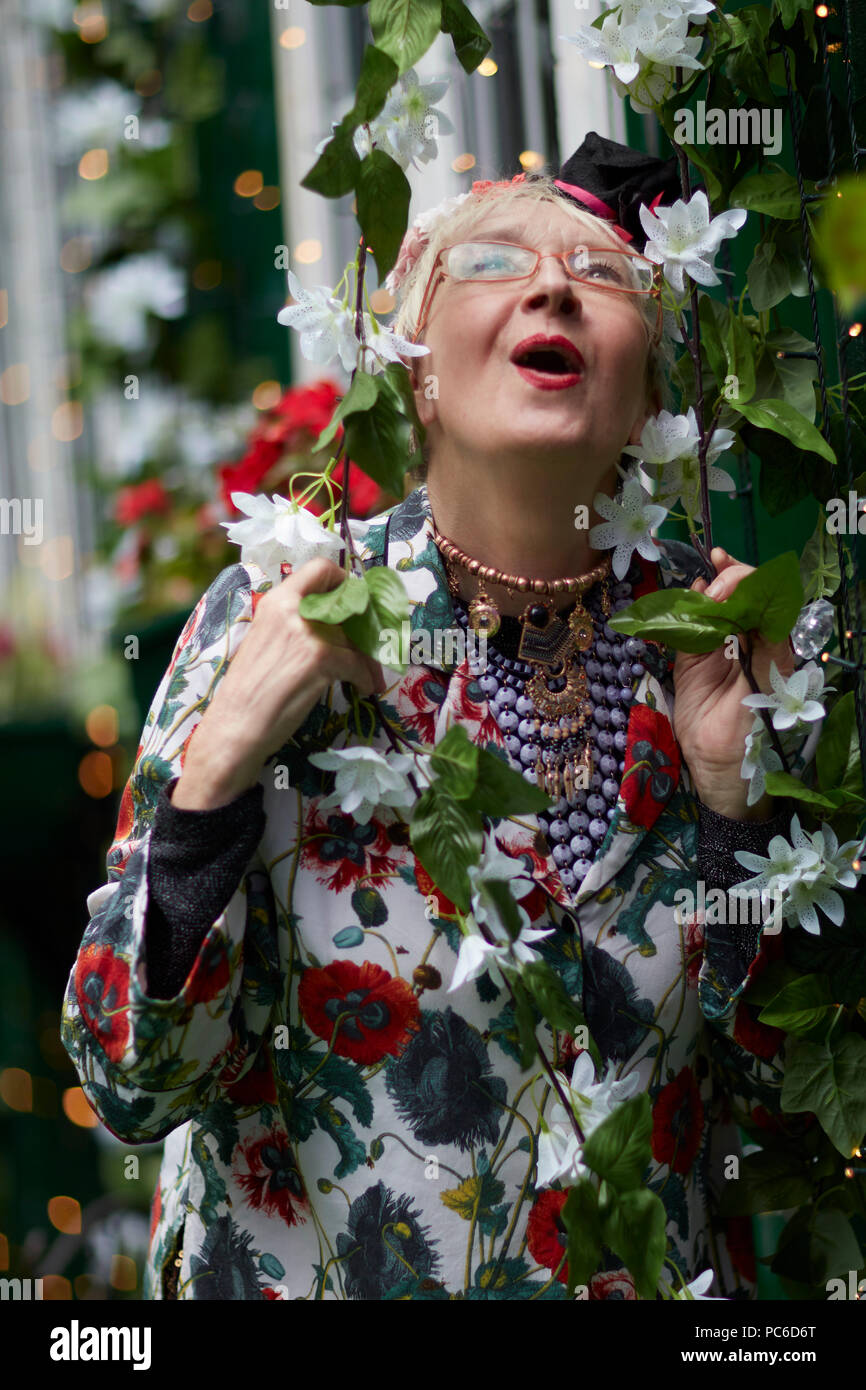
xmin=668 ymin=1269 xmax=724 ymax=1301
xmin=309 ymin=747 xmax=419 ymax=824
xmin=362 ymin=319 xmax=430 ymax=371
xmin=622 ymin=0 xmax=714 ymax=20
xmin=622 ymin=407 xmax=736 ymax=514
xmin=589 ymin=478 xmax=669 ymax=580
xmin=449 ymin=837 xmax=555 ymax=992
xmin=731 ymin=813 xmax=864 ymax=935
xmin=277 ymin=272 xmax=360 ymax=373
xmin=536 ymin=1051 xmax=641 ymax=1188
xmin=352 ymin=69 xmax=453 ymax=171
xmin=222 ymin=492 xmax=353 ymax=582
xmin=741 ymin=660 xmax=832 ymax=731
xmin=563 ymin=8 xmax=704 ymax=88
xmin=639 ymin=191 xmax=747 ymax=294
xmin=85 ymin=253 xmax=186 ymax=353
xmin=278 ymin=271 xmax=429 ymax=374
xmin=740 ymin=717 xmax=784 ymax=806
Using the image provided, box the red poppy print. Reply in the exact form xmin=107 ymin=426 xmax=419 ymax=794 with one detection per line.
xmin=526 ymin=1189 xmax=570 ymax=1285
xmin=651 ymin=1066 xmax=704 ymax=1175
xmin=301 ymin=805 xmax=401 ymax=894
xmin=185 ymin=937 xmax=231 ymax=1004
xmin=682 ymin=912 xmax=705 ymax=988
xmin=449 ymin=664 xmax=504 ymax=748
xmin=414 ymin=861 xmax=457 ymax=918
xmin=620 ymin=704 xmax=680 ymax=829
xmin=148 ymin=1183 xmax=162 ymax=1249
xmin=74 ymin=944 xmax=131 ymax=1063
xmin=392 ymin=664 xmax=450 ymax=744
xmin=223 ymin=1041 xmax=278 ymax=1107
xmin=588 ymin=1269 xmax=637 ymax=1300
xmin=724 ymin=1215 xmax=756 ymax=1284
xmin=235 ymin=1129 xmax=308 ymax=1226
xmin=115 ymin=780 xmax=135 ymax=845
xmin=733 ymin=1001 xmax=785 ymax=1062
xmin=298 ymin=959 xmax=420 ymax=1064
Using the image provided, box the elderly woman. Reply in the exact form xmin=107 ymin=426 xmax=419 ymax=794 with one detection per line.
xmin=62 ymin=137 xmax=795 ymax=1301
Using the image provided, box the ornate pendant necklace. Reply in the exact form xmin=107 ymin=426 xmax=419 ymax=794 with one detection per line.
xmin=431 ymin=524 xmax=614 ymax=802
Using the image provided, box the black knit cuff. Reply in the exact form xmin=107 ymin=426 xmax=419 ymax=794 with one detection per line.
xmin=143 ymin=778 xmax=266 ymax=999
xmin=697 ymin=797 xmax=793 ymax=972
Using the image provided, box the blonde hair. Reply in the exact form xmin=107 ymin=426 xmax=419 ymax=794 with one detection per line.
xmin=391 ymin=174 xmax=675 ymax=486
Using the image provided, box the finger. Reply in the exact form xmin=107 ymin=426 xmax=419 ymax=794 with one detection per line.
xmin=705 ymin=562 xmax=754 ymax=601
xmin=691 ymin=575 xmax=708 ymax=593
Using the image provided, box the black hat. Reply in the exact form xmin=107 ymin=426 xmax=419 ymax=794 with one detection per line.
xmin=553 ymin=132 xmax=684 ymax=251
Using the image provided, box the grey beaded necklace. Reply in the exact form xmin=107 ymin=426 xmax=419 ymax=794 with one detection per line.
xmin=453 ymin=564 xmax=649 ymax=890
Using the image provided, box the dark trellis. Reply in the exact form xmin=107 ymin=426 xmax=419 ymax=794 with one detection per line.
xmin=779 ymin=3 xmax=866 ymax=803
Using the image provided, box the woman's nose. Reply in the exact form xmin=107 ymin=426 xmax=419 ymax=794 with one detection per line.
xmin=522 ymin=254 xmax=581 ymax=316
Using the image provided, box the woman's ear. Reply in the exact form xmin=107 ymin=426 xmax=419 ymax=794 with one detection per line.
xmin=411 ymin=353 xmax=438 ymax=428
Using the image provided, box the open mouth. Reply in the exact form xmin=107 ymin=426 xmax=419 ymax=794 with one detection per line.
xmin=510 ymin=339 xmax=584 ymax=388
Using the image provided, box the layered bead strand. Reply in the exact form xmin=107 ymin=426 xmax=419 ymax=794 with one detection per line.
xmin=454 ymin=569 xmax=648 ymax=892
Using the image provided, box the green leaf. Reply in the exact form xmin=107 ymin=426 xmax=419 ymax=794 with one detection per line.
xmin=776 ymin=0 xmax=812 ymax=28
xmin=409 ymin=785 xmax=482 ymax=910
xmin=817 ymin=691 xmax=856 ymax=792
xmin=608 ymin=588 xmax=734 ymax=653
xmin=343 ymin=565 xmax=412 ymax=669
xmin=313 ymin=371 xmax=381 ymax=453
xmin=799 ymin=510 xmax=840 ymax=602
xmin=763 ymin=770 xmax=861 ymax=813
xmin=582 ymin=1093 xmax=652 ymax=1192
xmin=717 ymin=1146 xmax=815 ymax=1216
xmin=770 ymin=1206 xmax=862 ymax=1284
xmin=483 ymin=879 xmax=524 ymax=943
xmin=511 ymin=978 xmax=540 ymax=1070
xmin=347 ymin=45 xmax=400 ymax=126
xmin=725 ymin=312 xmax=756 ymax=406
xmin=301 ymin=122 xmax=360 ymax=199
xmin=747 ymin=239 xmax=793 ymax=312
xmin=355 ymin=149 xmax=412 ymax=281
xmin=429 ymin=723 xmax=479 ymax=799
xmin=342 ymin=386 xmax=414 ymax=497
xmin=731 ymin=169 xmax=802 ymax=219
xmin=812 ymin=173 xmax=866 ymax=315
xmin=471 ymin=746 xmax=551 ymax=818
xmin=781 ymin=1031 xmax=866 ymax=1156
xmin=369 ymin=0 xmax=443 ymax=73
xmin=758 ymin=972 xmax=835 ymax=1038
xmin=698 ymin=294 xmax=727 ymax=387
xmin=786 ymin=911 xmax=866 ymax=1006
xmin=440 ymin=0 xmax=490 ymax=72
xmin=600 ymin=1187 xmax=667 ymax=1300
xmin=380 ymin=361 xmax=426 ymax=465
xmin=561 ymin=1179 xmax=604 ymax=1295
xmin=752 ymin=428 xmax=816 ymax=516
xmin=737 ymin=397 xmax=836 ymax=463
xmin=609 ymin=551 xmax=803 ymax=650
xmin=297 ymin=574 xmax=370 ymax=626
xmin=521 ymin=960 xmax=587 ymax=1041
xmin=717 ymin=549 xmax=804 ymax=641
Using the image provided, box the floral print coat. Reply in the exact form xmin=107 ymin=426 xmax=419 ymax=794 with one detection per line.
xmin=61 ymin=484 xmax=785 ymax=1300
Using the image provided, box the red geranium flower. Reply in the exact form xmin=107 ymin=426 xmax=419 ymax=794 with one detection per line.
xmin=651 ymin=1066 xmax=704 ymax=1175
xmin=114 ymin=478 xmax=171 ymax=526
xmin=527 ymin=1189 xmax=571 ymax=1285
xmin=74 ymin=944 xmax=131 ymax=1062
xmin=620 ymin=704 xmax=680 ymax=829
xmin=298 ymin=959 xmax=420 ymax=1064
xmin=218 ymin=379 xmax=383 ymax=520
xmin=235 ymin=1129 xmax=308 ymax=1226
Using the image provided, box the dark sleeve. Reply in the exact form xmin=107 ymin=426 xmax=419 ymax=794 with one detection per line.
xmin=144 ymin=778 xmax=267 ymax=998
xmin=697 ymin=796 xmax=793 ymax=973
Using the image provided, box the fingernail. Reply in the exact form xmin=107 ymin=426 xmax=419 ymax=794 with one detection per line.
xmin=705 ymin=580 xmax=723 ymax=599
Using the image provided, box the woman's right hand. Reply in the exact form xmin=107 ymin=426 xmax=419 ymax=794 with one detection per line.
xmin=171 ymin=558 xmax=387 ymax=811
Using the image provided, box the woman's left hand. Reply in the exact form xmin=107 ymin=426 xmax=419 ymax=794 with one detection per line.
xmin=671 ymin=546 xmax=796 ymax=822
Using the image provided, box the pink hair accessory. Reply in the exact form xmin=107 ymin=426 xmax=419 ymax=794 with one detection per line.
xmin=553 ymin=178 xmax=634 ymax=244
